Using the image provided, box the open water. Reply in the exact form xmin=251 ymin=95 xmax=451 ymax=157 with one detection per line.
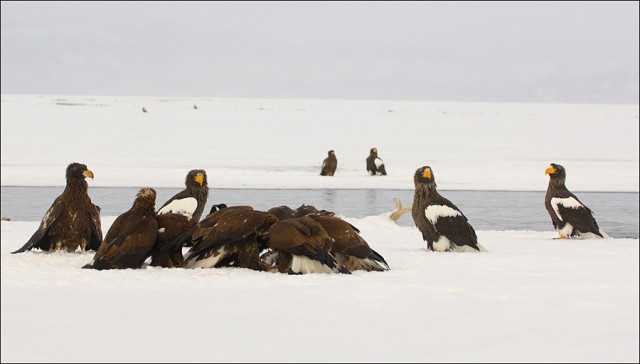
xmin=1 ymin=187 xmax=638 ymax=238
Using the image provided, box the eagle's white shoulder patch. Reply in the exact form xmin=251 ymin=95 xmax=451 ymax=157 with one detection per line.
xmin=157 ymin=197 xmax=198 ymax=218
xmin=550 ymin=197 xmax=583 ymax=221
xmin=425 ymin=205 xmax=462 ymax=225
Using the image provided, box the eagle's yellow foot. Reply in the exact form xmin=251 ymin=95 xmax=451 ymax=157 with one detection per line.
xmin=554 ymin=235 xmax=567 ymax=240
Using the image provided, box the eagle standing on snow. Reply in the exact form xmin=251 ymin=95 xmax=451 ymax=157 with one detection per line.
xmin=320 ymin=150 xmax=337 ymax=176
xmin=83 ymin=187 xmax=158 ymax=270
xmin=545 ymin=163 xmax=609 ymax=239
xmin=411 ymin=166 xmax=487 ymax=252
xmin=149 ymin=169 xmax=209 ymax=267
xmin=12 ymin=163 xmax=102 ymax=254
xmin=366 ymin=148 xmax=387 ymax=176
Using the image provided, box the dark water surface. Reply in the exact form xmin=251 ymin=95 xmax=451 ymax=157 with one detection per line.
xmin=1 ymin=187 xmax=638 ymax=238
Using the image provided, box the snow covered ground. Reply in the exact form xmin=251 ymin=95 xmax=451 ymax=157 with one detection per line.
xmin=1 ymin=95 xmax=638 ymax=362
xmin=1 ymin=215 xmax=638 ymax=362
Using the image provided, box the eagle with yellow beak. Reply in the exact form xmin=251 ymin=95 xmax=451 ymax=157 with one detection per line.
xmin=544 ymin=163 xmax=608 ymax=239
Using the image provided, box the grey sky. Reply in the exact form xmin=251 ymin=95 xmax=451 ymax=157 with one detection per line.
xmin=1 ymin=1 xmax=638 ymax=103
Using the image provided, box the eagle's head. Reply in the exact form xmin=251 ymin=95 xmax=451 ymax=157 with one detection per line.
xmin=186 ymin=169 xmax=208 ymax=188
xmin=414 ymin=166 xmax=436 ymax=189
xmin=545 ymin=163 xmax=566 ymax=180
xmin=66 ymin=162 xmax=94 ymax=182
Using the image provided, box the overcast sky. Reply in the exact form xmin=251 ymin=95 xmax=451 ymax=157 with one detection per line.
xmin=1 ymin=1 xmax=638 ymax=103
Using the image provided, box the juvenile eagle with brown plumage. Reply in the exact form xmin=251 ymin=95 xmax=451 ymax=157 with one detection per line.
xmin=149 ymin=169 xmax=209 ymax=267
xmin=411 ymin=166 xmax=487 ymax=252
xmin=83 ymin=187 xmax=158 ymax=270
xmin=545 ymin=163 xmax=609 ymax=239
xmin=182 ymin=206 xmax=277 ymax=270
xmin=12 ymin=162 xmax=102 ymax=254
xmin=320 ymin=150 xmax=337 ymax=176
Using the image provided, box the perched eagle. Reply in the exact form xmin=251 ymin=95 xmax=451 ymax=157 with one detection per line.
xmin=307 ymin=215 xmax=389 ymax=272
xmin=545 ymin=163 xmax=609 ymax=239
xmin=83 ymin=187 xmax=158 ymax=270
xmin=320 ymin=150 xmax=338 ymax=176
xmin=261 ymin=216 xmax=350 ymax=274
xmin=182 ymin=206 xmax=277 ymax=270
xmin=150 ymin=169 xmax=209 ymax=267
xmin=411 ymin=166 xmax=487 ymax=252
xmin=12 ymin=163 xmax=102 ymax=254
xmin=366 ymin=148 xmax=387 ymax=176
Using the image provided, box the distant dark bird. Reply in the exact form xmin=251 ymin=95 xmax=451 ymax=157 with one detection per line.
xmin=182 ymin=206 xmax=277 ymax=270
xmin=411 ymin=166 xmax=487 ymax=252
xmin=12 ymin=163 xmax=103 ymax=254
xmin=142 ymin=107 xmax=147 ymax=113
xmin=83 ymin=187 xmax=158 ymax=270
xmin=307 ymin=215 xmax=389 ymax=272
xmin=366 ymin=148 xmax=387 ymax=176
xmin=261 ymin=216 xmax=350 ymax=274
xmin=149 ymin=169 xmax=209 ymax=267
xmin=545 ymin=163 xmax=609 ymax=239
xmin=320 ymin=150 xmax=337 ymax=176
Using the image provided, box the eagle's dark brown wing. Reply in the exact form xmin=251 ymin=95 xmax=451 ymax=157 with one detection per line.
xmin=434 ymin=215 xmax=481 ymax=250
xmin=309 ymin=215 xmax=389 ymax=271
xmin=267 ymin=217 xmax=350 ymax=274
xmin=149 ymin=213 xmax=195 ymax=267
xmin=12 ymin=197 xmax=64 ymax=254
xmin=85 ymin=210 xmax=158 ymax=270
xmin=87 ymin=202 xmax=103 ymax=251
xmin=184 ymin=210 xmax=277 ymax=270
xmin=556 ymin=203 xmax=603 ymax=236
xmin=188 ymin=210 xmax=274 ymax=257
xmin=195 ymin=206 xmax=254 ymax=235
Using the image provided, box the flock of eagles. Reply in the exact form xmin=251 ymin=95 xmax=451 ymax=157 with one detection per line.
xmin=11 ymin=149 xmax=609 ymax=274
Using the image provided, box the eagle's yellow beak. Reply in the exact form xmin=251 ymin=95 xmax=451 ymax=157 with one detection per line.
xmin=422 ymin=170 xmax=431 ymax=179
xmin=195 ymin=174 xmax=204 ymax=186
xmin=545 ymin=167 xmax=555 ymax=175
xmin=83 ymin=170 xmax=94 ymax=179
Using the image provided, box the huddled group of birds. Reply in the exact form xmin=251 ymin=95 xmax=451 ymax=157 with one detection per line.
xmin=11 ymin=160 xmax=609 ymax=273
xmin=320 ymin=147 xmax=387 ymax=176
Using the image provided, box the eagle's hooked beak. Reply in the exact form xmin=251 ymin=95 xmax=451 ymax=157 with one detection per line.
xmin=83 ymin=170 xmax=94 ymax=179
xmin=422 ymin=170 xmax=431 ymax=179
xmin=195 ymin=174 xmax=204 ymax=186
xmin=545 ymin=167 xmax=556 ymax=175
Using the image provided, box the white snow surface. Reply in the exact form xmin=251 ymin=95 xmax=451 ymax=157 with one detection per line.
xmin=1 ymin=216 xmax=638 ymax=362
xmin=1 ymin=94 xmax=638 ymax=191
xmin=1 ymin=95 xmax=639 ymax=362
